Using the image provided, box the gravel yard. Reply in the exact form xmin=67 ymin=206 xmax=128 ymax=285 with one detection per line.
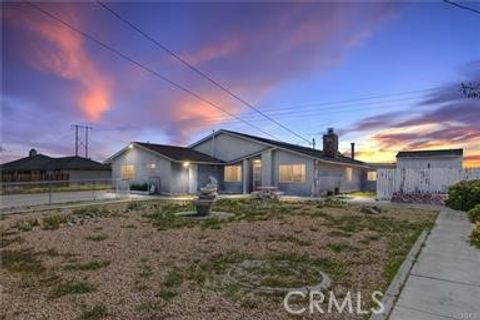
xmin=0 ymin=199 xmax=437 ymax=320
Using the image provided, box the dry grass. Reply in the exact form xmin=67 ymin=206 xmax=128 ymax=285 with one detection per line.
xmin=0 ymin=199 xmax=437 ymax=319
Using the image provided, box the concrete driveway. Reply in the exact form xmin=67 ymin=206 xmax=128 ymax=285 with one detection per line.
xmin=390 ymin=208 xmax=480 ymax=320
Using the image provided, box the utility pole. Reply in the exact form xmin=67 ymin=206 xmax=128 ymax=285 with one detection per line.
xmin=72 ymin=124 xmax=80 ymax=156
xmin=84 ymin=125 xmax=93 ymax=158
xmin=71 ymin=124 xmax=93 ymax=158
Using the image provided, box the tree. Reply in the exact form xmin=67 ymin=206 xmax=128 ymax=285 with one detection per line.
xmin=460 ymin=82 xmax=480 ymax=98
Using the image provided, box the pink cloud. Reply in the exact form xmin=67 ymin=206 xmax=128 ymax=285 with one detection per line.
xmin=6 ymin=3 xmax=113 ymax=122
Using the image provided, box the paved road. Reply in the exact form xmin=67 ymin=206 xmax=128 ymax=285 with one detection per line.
xmin=390 ymin=208 xmax=480 ymax=320
xmin=0 ymin=191 xmax=122 ymax=210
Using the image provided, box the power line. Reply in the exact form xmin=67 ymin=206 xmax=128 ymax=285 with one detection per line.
xmin=96 ymin=0 xmax=311 ymax=144
xmin=443 ymin=0 xmax=480 ymax=15
xmin=25 ymin=1 xmax=279 ymax=141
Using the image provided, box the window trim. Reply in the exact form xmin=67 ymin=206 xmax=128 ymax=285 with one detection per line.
xmin=279 ymin=164 xmax=306 ymax=183
xmin=224 ymin=165 xmax=242 ymax=182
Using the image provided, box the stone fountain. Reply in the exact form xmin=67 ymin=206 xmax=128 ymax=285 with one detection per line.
xmin=192 ymin=176 xmax=218 ymax=216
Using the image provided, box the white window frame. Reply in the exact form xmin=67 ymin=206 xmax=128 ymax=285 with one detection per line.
xmin=279 ymin=164 xmax=306 ymax=183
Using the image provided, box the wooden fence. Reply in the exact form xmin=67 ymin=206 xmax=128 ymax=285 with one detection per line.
xmin=376 ymin=167 xmax=480 ymax=200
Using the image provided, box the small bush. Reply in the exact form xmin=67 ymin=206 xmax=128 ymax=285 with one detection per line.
xmin=445 ymin=180 xmax=480 ymax=211
xmin=72 ymin=207 xmax=110 ymax=218
xmin=1 ymin=248 xmax=45 ymax=274
xmin=85 ymin=234 xmax=108 ymax=242
xmin=15 ymin=217 xmax=39 ymax=232
xmin=78 ymin=304 xmax=109 ymax=320
xmin=130 ymin=183 xmax=148 ymax=191
xmin=471 ymin=223 xmax=480 ymax=249
xmin=156 ymin=289 xmax=177 ymax=301
xmin=64 ymin=260 xmax=110 ymax=271
xmin=52 ymin=280 xmax=95 ymax=297
xmin=468 ymin=205 xmax=480 ymax=223
xmin=42 ymin=214 xmax=69 ymax=230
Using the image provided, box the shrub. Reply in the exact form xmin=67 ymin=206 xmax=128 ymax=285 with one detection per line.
xmin=15 ymin=217 xmax=39 ymax=232
xmin=130 ymin=183 xmax=148 ymax=191
xmin=51 ymin=280 xmax=95 ymax=297
xmin=471 ymin=223 xmax=480 ymax=249
xmin=78 ymin=304 xmax=109 ymax=320
xmin=468 ymin=205 xmax=480 ymax=223
xmin=42 ymin=214 xmax=69 ymax=230
xmin=445 ymin=180 xmax=480 ymax=211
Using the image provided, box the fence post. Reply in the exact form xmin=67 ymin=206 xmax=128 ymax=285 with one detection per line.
xmin=48 ymin=182 xmax=52 ymax=205
xmin=93 ymin=180 xmax=97 ymax=201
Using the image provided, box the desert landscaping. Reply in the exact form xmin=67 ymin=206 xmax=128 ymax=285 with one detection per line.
xmin=0 ymin=199 xmax=437 ymax=320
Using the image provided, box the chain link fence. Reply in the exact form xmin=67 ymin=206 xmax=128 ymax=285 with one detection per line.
xmin=0 ymin=178 xmax=132 ymax=209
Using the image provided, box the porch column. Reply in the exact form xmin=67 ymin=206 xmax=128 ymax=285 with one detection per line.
xmin=261 ymin=150 xmax=273 ymax=186
xmin=242 ymin=159 xmax=249 ymax=194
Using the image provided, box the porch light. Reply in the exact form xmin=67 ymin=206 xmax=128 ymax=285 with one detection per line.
xmin=183 ymin=161 xmax=190 ymax=167
xmin=128 ymin=143 xmax=133 ymax=149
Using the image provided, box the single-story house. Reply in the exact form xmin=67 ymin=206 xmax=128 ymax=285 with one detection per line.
xmin=396 ymin=149 xmax=463 ymax=169
xmin=106 ymin=142 xmax=224 ymax=194
xmin=106 ymin=128 xmax=372 ymax=196
xmin=1 ymin=149 xmax=112 ymax=182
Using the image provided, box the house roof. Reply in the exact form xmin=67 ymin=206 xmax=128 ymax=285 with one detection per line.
xmin=396 ymin=149 xmax=463 ymax=158
xmin=219 ymin=129 xmax=367 ymax=167
xmin=134 ymin=142 xmax=224 ymax=164
xmin=1 ymin=154 xmax=111 ymax=171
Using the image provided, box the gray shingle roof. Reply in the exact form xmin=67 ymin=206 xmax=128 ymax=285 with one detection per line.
xmin=1 ymin=155 xmax=111 ymax=171
xmin=396 ymin=149 xmax=463 ymax=158
xmin=221 ymin=130 xmax=366 ymax=166
xmin=135 ymin=142 xmax=224 ymax=164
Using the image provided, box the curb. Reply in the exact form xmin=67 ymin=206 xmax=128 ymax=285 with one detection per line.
xmin=369 ymin=229 xmax=429 ymax=320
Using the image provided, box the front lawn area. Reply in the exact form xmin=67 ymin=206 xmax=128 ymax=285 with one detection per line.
xmin=0 ymin=198 xmax=437 ymax=319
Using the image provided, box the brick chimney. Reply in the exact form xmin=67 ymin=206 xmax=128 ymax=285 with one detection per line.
xmin=351 ymin=142 xmax=355 ymax=160
xmin=323 ymin=128 xmax=338 ymax=158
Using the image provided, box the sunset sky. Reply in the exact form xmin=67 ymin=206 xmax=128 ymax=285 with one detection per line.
xmin=2 ymin=2 xmax=480 ymax=166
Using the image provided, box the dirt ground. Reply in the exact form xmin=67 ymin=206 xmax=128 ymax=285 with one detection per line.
xmin=0 ymin=199 xmax=437 ymax=320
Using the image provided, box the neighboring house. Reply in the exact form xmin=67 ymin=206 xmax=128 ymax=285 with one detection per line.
xmin=0 ymin=149 xmax=111 ymax=182
xmin=396 ymin=149 xmax=463 ymax=169
xmin=107 ymin=128 xmax=371 ymax=196
xmin=105 ymin=142 xmax=224 ymax=195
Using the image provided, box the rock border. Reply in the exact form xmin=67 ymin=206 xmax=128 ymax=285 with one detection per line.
xmin=174 ymin=211 xmax=235 ymax=220
xmin=225 ymin=259 xmax=331 ymax=294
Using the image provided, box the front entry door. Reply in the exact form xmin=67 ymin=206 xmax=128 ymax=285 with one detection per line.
xmin=252 ymin=160 xmax=262 ymax=191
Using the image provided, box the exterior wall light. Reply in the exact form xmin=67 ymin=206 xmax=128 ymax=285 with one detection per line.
xmin=128 ymin=143 xmax=134 ymax=149
xmin=183 ymin=161 xmax=190 ymax=167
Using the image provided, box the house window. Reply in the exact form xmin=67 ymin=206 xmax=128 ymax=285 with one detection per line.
xmin=224 ymin=165 xmax=242 ymax=182
xmin=279 ymin=164 xmax=306 ymax=183
xmin=367 ymin=171 xmax=377 ymax=181
xmin=121 ymin=165 xmax=135 ymax=180
xmin=345 ymin=167 xmax=353 ymax=182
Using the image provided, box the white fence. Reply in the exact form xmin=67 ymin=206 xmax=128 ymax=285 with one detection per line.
xmin=376 ymin=168 xmax=480 ymax=200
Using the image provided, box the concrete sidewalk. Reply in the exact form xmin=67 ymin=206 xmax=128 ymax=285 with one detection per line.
xmin=390 ymin=208 xmax=480 ymax=320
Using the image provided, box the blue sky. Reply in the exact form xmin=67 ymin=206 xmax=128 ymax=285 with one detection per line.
xmin=2 ymin=2 xmax=479 ymax=165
